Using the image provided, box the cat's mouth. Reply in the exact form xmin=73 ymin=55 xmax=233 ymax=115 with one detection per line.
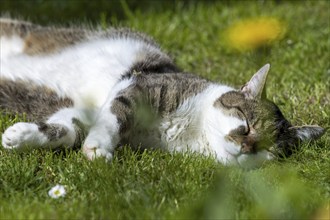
xmin=235 ymin=150 xmax=276 ymax=169
xmin=239 ymin=143 xmax=277 ymax=157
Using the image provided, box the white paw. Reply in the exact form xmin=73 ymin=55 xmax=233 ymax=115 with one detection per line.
xmin=82 ymin=139 xmax=113 ymax=161
xmin=1 ymin=122 xmax=48 ymax=149
xmin=81 ymin=121 xmax=118 ymax=161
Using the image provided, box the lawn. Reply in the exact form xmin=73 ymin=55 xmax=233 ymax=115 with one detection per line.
xmin=0 ymin=0 xmax=329 ymax=219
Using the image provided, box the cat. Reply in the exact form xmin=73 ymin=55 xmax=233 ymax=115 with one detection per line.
xmin=0 ymin=18 xmax=325 ymax=168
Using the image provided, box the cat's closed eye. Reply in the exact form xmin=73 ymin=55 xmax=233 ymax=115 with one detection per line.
xmin=230 ymin=125 xmax=249 ymax=137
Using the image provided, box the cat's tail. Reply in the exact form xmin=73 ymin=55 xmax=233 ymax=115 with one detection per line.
xmin=0 ymin=17 xmax=38 ymax=38
xmin=0 ymin=17 xmax=90 ymax=56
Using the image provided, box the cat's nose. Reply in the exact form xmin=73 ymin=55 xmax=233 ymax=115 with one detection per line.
xmin=241 ymin=142 xmax=257 ymax=154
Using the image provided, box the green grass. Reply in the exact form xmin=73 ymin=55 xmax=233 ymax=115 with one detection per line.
xmin=0 ymin=0 xmax=329 ymax=219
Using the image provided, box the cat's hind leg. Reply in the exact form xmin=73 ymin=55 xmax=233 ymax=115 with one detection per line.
xmin=0 ymin=18 xmax=38 ymax=59
xmin=2 ymin=108 xmax=91 ymax=150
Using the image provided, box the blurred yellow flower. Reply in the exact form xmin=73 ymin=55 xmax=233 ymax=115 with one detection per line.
xmin=224 ymin=18 xmax=286 ymax=51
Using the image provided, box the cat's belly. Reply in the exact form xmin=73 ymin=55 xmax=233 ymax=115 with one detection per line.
xmin=124 ymin=129 xmax=165 ymax=150
xmin=0 ymin=37 xmax=149 ymax=108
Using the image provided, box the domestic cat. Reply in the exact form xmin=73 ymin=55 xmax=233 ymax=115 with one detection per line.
xmin=0 ymin=18 xmax=325 ymax=168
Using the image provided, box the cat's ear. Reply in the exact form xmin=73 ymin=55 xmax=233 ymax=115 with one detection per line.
xmin=289 ymin=125 xmax=326 ymax=142
xmin=241 ymin=64 xmax=270 ymax=99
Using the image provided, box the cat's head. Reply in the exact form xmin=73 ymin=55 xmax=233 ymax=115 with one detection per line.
xmin=215 ymin=64 xmax=325 ymax=160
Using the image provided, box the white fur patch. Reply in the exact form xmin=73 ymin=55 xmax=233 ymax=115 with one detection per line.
xmin=200 ymin=85 xmax=246 ymax=163
xmin=0 ymin=35 xmax=25 ymax=59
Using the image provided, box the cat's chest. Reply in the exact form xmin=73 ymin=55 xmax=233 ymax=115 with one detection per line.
xmin=123 ymin=113 xmax=211 ymax=155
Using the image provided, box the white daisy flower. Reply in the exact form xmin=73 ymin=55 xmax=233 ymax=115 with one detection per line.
xmin=48 ymin=184 xmax=66 ymax=199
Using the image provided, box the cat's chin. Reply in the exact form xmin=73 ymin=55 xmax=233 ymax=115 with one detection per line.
xmin=236 ymin=150 xmax=274 ymax=169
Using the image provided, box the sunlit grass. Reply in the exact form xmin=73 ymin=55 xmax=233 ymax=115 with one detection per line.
xmin=0 ymin=0 xmax=329 ymax=219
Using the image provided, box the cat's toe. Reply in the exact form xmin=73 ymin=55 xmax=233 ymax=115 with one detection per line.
xmin=2 ymin=133 xmax=16 ymax=149
xmin=2 ymin=124 xmax=24 ymax=149
xmin=82 ymin=145 xmax=113 ymax=161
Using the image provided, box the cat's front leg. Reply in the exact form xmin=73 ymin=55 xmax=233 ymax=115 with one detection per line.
xmin=2 ymin=122 xmax=78 ymax=149
xmin=2 ymin=122 xmax=49 ymax=149
xmin=2 ymin=108 xmax=89 ymax=150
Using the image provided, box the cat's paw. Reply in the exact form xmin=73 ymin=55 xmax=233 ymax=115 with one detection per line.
xmin=1 ymin=122 xmax=48 ymax=149
xmin=81 ymin=141 xmax=113 ymax=161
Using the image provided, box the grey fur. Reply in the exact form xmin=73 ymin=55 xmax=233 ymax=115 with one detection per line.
xmin=37 ymin=122 xmax=68 ymax=142
xmin=0 ymin=18 xmax=39 ymax=37
xmin=0 ymin=79 xmax=73 ymax=121
xmin=72 ymin=118 xmax=88 ymax=149
xmin=111 ymin=73 xmax=210 ymax=139
xmin=23 ymin=27 xmax=90 ymax=55
xmin=34 ymin=119 xmax=87 ymax=149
